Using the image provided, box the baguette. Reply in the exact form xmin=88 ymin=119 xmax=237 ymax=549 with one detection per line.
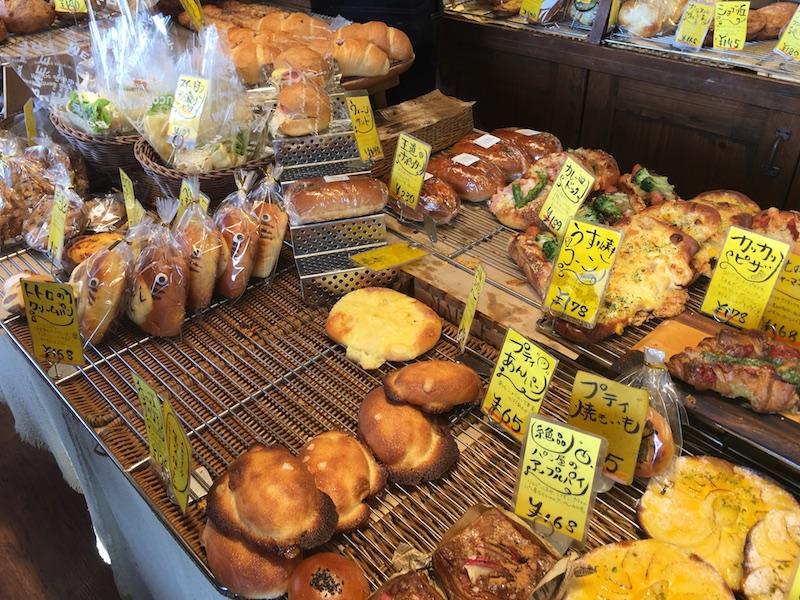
xmin=332 ymin=38 xmax=390 ymax=77
xmin=284 ymin=176 xmax=388 ymax=225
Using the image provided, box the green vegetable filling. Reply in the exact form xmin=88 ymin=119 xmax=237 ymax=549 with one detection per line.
xmin=513 ymin=170 xmax=548 ymax=209
xmin=632 ymin=167 xmax=675 ymax=198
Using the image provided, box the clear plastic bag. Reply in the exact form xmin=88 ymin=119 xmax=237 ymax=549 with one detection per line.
xmin=617 ymin=347 xmax=685 ymax=478
xmin=268 ymin=78 xmax=332 ymax=138
xmin=69 ymin=240 xmax=132 ymax=344
xmin=127 ymin=198 xmax=188 ymax=337
xmin=85 ymin=193 xmax=127 ymax=232
xmin=283 ymin=175 xmax=388 ymax=225
xmin=617 ymin=0 xmax=688 ymax=37
xmin=214 ymin=171 xmax=259 ymax=299
xmin=24 ymin=135 xmax=89 ymax=197
xmin=524 ymin=0 xmax=569 ymax=25
xmin=248 ymin=169 xmax=288 ymax=279
xmin=22 ymin=189 xmax=88 ymax=252
xmin=174 ymin=200 xmax=227 ymax=312
xmin=0 ymin=179 xmax=28 ymax=245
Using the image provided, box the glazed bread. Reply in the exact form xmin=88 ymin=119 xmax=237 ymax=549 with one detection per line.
xmin=426 ymin=153 xmax=505 ymax=202
xmin=284 ymin=177 xmax=388 ymax=225
xmin=215 ymin=205 xmax=259 ymax=299
xmin=299 ymin=431 xmax=386 ymax=532
xmin=287 ymin=552 xmax=370 ymax=600
xmin=252 ymin=201 xmax=288 ymax=279
xmin=369 ymin=572 xmax=445 ymax=600
xmin=202 ymin=521 xmax=300 ymax=600
xmin=206 ymin=445 xmax=338 ymax=554
xmin=357 ymin=386 xmax=459 ymax=485
xmin=384 ymin=360 xmax=482 ymax=414
xmin=452 ymin=132 xmax=530 ymax=182
xmin=388 ymin=175 xmax=460 ymax=225
xmin=326 ymin=287 xmax=442 ymax=370
xmin=332 ymin=38 xmax=390 ymax=77
xmin=491 ymin=128 xmax=563 ymax=161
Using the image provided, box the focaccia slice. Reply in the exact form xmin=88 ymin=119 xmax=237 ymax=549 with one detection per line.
xmin=743 ymin=509 xmax=800 ymax=600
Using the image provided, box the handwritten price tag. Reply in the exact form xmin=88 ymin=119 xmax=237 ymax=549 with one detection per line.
xmin=389 ymin=133 xmax=431 ymax=210
xmin=567 ymin=371 xmax=648 ymax=485
xmin=178 ymin=0 xmax=204 ymax=30
xmin=514 ymin=415 xmax=606 ymax=542
xmin=54 ymin=0 xmax=88 ymax=13
xmin=762 ymin=252 xmax=800 ymax=346
xmin=674 ymin=2 xmax=714 ymax=49
xmin=24 ymin=98 xmax=37 ymax=143
xmin=132 ymin=372 xmax=168 ymax=470
xmin=457 ymin=265 xmax=486 ymax=353
xmin=483 ymin=328 xmax=558 ymax=441
xmin=539 ymin=157 xmax=595 ymax=239
xmin=774 ymin=5 xmax=800 ymax=60
xmin=346 ymin=95 xmax=383 ymax=161
xmin=544 ymin=220 xmax=623 ymax=328
xmin=351 ymin=243 xmax=428 ymax=272
xmin=163 ymin=398 xmax=192 ymax=513
xmin=714 ymin=1 xmax=750 ymax=50
xmin=519 ymin=0 xmax=544 ymax=19
xmin=167 ymin=75 xmax=209 ymax=148
xmin=701 ymin=226 xmax=788 ymax=329
xmin=22 ymin=279 xmax=84 ymax=366
xmin=120 ymin=168 xmax=144 ymax=227
xmin=48 ymin=187 xmax=70 ymax=266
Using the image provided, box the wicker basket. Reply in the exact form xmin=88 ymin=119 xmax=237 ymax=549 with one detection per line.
xmin=134 ymin=139 xmax=272 ymax=205
xmin=49 ymin=111 xmax=142 ymax=176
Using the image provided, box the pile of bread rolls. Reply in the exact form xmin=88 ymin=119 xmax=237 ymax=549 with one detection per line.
xmin=177 ymin=0 xmax=413 ymax=86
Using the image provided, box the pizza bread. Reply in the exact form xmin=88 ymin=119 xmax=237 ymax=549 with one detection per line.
xmin=560 ymin=539 xmax=733 ymax=600
xmin=326 ymin=287 xmax=442 ymax=370
xmin=299 ymin=431 xmax=386 ymax=532
xmin=383 ymin=360 xmax=482 ymax=413
xmin=570 ymin=148 xmax=620 ymax=192
xmin=751 ymin=208 xmax=800 ymax=254
xmin=639 ymin=456 xmax=799 ymax=591
xmin=693 ymin=190 xmax=760 ymax=276
xmin=742 ymin=509 xmax=800 ymax=600
xmin=206 ymin=445 xmax=337 ymax=555
xmin=357 ymin=386 xmax=459 ymax=485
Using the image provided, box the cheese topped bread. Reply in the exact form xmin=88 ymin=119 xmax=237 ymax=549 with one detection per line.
xmin=639 ymin=456 xmax=799 ymax=591
xmin=693 ymin=190 xmax=760 ymax=277
xmin=326 ymin=287 xmax=442 ymax=369
xmin=743 ymin=509 xmax=800 ymax=600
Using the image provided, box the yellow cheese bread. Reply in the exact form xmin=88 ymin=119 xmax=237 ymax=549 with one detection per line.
xmin=561 ymin=539 xmax=733 ymax=600
xmin=742 ymin=509 xmax=800 ymax=600
xmin=639 ymin=456 xmax=799 ymax=591
xmin=326 ymin=287 xmax=442 ymax=369
xmin=693 ymin=190 xmax=760 ymax=278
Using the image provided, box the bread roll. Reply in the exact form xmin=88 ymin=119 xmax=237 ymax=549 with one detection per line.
xmin=271 ymin=81 xmax=332 ymax=137
xmin=383 ymin=360 xmax=482 ymax=414
xmin=332 ymin=38 xmax=390 ymax=77
xmin=1 ymin=271 xmax=54 ymax=317
xmin=304 ymin=36 xmax=333 ymax=59
xmin=618 ymin=0 xmax=662 ymax=38
xmin=755 ymin=2 xmax=796 ymax=39
xmin=299 ymin=431 xmax=386 ymax=531
xmin=426 ymin=153 xmax=505 ymax=202
xmin=283 ymin=177 xmax=388 ymax=225
xmin=358 ymin=386 xmax=459 ymax=485
xmin=232 ymin=40 xmax=280 ymax=86
xmin=252 ymin=201 xmax=288 ymax=279
xmin=279 ymin=12 xmax=330 ymax=37
xmin=215 ymin=204 xmax=259 ymax=299
xmin=369 ymin=572 xmax=445 ymax=600
xmin=227 ymin=26 xmax=255 ymax=46
xmin=0 ymin=0 xmax=55 ymax=34
xmin=175 ymin=209 xmax=228 ymax=312
xmin=257 ymin=11 xmax=290 ymax=31
xmin=388 ymin=175 xmax=460 ymax=225
xmin=287 ymin=553 xmax=370 ymax=600
xmin=69 ymin=242 xmax=130 ymax=344
xmin=206 ymin=445 xmax=338 ymax=554
xmin=452 ymin=132 xmax=530 ymax=182
xmin=63 ymin=232 xmax=125 ymax=273
xmin=202 ymin=521 xmax=300 ymax=600
xmin=273 ymin=46 xmax=330 ymax=86
xmin=336 ymin=21 xmax=413 ymax=61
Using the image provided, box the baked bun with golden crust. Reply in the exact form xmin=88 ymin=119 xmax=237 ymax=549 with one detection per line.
xmin=202 ymin=521 xmax=301 ymax=600
xmin=384 ymin=360 xmax=482 ymax=414
xmin=271 ymin=81 xmax=332 ymax=137
xmin=299 ymin=431 xmax=386 ymax=532
xmin=358 ymin=386 xmax=459 ymax=485
xmin=252 ymin=201 xmax=288 ymax=279
xmin=1 ymin=271 xmax=54 ymax=317
xmin=273 ymin=46 xmax=330 ymax=86
xmin=287 ymin=552 xmax=370 ymax=600
xmin=206 ymin=445 xmax=337 ymax=555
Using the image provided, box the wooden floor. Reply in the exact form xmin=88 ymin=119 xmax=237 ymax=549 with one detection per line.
xmin=0 ymin=402 xmax=121 ymax=600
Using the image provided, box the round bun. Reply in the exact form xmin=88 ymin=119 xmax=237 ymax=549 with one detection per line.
xmin=383 ymin=360 xmax=482 ymax=414
xmin=634 ymin=408 xmax=674 ymax=478
xmin=202 ymin=521 xmax=301 ymax=599
xmin=275 ymin=81 xmax=332 ymax=137
xmin=274 ymin=46 xmax=329 ymax=85
xmin=288 ymin=553 xmax=370 ymax=600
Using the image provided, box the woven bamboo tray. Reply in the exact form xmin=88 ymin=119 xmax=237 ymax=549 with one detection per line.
xmin=134 ymin=139 xmax=272 ymax=205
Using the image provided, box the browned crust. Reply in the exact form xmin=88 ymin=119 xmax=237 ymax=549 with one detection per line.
xmin=383 ymin=360 xmax=482 ymax=413
xmin=491 ymin=129 xmax=563 ymax=161
xmin=369 ymin=571 xmax=446 ymax=600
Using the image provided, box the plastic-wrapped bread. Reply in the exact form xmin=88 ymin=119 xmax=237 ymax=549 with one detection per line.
xmin=269 ymin=80 xmax=331 ymax=137
xmin=127 ymin=201 xmax=189 ymax=338
xmin=249 ymin=175 xmax=288 ymax=279
xmin=69 ymin=241 xmax=131 ymax=344
xmin=272 ymin=46 xmax=330 ymax=86
xmin=23 ymin=191 xmax=88 ymax=252
xmin=283 ymin=176 xmax=388 ymax=225
xmin=214 ymin=172 xmax=259 ymax=299
xmin=388 ymin=174 xmax=460 ymax=225
xmin=174 ymin=203 xmax=228 ymax=312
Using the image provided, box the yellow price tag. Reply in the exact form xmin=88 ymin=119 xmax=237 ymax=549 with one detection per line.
xmin=482 ymin=328 xmax=558 ymax=441
xmin=701 ymin=226 xmax=788 ymax=329
xmin=48 ymin=187 xmax=70 ymax=266
xmin=178 ymin=0 xmax=204 ymax=30
xmin=132 ymin=372 xmax=168 ymax=470
xmin=389 ymin=133 xmax=431 ymax=210
xmin=351 ymin=243 xmax=428 ymax=272
xmin=163 ymin=398 xmax=192 ymax=513
xmin=346 ymin=95 xmax=384 ymax=162
xmin=539 ymin=157 xmax=595 ymax=239
xmin=567 ymin=371 xmax=648 ymax=485
xmin=167 ymin=75 xmax=209 ymax=148
xmin=788 ymin=557 xmax=800 ymax=600
xmin=457 ymin=265 xmax=486 ymax=353
xmin=774 ymin=5 xmax=800 ymax=60
xmin=198 ymin=192 xmax=210 ymax=214
xmin=544 ymin=220 xmax=623 ymax=328
xmin=514 ymin=415 xmax=606 ymax=542
xmin=119 ymin=168 xmax=144 ymax=227
xmin=519 ymin=0 xmax=544 ymax=19
xmin=177 ymin=179 xmax=194 ymax=221
xmin=23 ymin=98 xmax=37 ymax=143
xmin=54 ymin=0 xmax=88 ymax=13
xmin=21 ymin=279 xmax=84 ymax=366
xmin=714 ymin=1 xmax=750 ymax=50
xmin=762 ymin=252 xmax=800 ymax=346
xmin=674 ymin=2 xmax=714 ymax=49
